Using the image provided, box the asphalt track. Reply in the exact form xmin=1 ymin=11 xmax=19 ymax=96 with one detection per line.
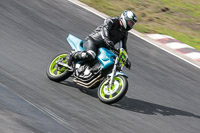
xmin=0 ymin=0 xmax=200 ymax=133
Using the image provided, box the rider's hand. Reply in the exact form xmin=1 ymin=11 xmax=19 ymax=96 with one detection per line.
xmin=125 ymin=60 xmax=131 ymax=69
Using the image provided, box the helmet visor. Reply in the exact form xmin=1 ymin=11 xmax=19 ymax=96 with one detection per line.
xmin=127 ymin=20 xmax=135 ymax=29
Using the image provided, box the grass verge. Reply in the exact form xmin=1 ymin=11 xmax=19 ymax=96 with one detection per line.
xmin=80 ymin=0 xmax=200 ymax=51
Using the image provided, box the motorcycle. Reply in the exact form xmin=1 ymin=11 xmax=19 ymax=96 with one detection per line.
xmin=46 ymin=34 xmax=129 ymax=104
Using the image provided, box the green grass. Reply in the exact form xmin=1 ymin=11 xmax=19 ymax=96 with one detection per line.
xmin=80 ymin=0 xmax=200 ymax=51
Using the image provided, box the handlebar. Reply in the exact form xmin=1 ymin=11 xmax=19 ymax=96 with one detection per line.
xmin=110 ymin=46 xmax=119 ymax=55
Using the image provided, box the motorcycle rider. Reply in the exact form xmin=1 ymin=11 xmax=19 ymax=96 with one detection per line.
xmin=67 ymin=10 xmax=137 ymax=70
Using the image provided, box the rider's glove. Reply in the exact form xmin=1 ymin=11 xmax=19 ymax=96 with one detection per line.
xmin=125 ymin=60 xmax=131 ymax=69
xmin=105 ymin=40 xmax=114 ymax=49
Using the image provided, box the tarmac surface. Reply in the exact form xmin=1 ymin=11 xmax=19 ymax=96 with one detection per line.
xmin=0 ymin=0 xmax=200 ymax=133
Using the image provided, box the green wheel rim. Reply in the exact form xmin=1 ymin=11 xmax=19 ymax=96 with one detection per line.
xmin=100 ymin=77 xmax=124 ymax=100
xmin=49 ymin=54 xmax=68 ymax=76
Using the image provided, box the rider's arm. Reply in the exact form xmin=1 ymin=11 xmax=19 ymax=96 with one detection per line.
xmin=121 ymin=32 xmax=128 ymax=53
xmin=102 ymin=17 xmax=115 ymax=42
xmin=122 ymin=33 xmax=131 ymax=69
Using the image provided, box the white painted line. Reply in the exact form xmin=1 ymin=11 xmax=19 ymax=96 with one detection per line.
xmin=43 ymin=107 xmax=71 ymax=126
xmin=166 ymin=42 xmax=194 ymax=49
xmin=185 ymin=52 xmax=200 ymax=60
xmin=130 ymin=31 xmax=200 ymax=69
xmin=14 ymin=93 xmax=73 ymax=130
xmin=146 ymin=34 xmax=174 ymax=40
xmin=68 ymin=0 xmax=200 ymax=69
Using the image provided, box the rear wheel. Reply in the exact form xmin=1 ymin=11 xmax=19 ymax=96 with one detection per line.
xmin=97 ymin=76 xmax=128 ymax=104
xmin=46 ymin=51 xmax=73 ymax=82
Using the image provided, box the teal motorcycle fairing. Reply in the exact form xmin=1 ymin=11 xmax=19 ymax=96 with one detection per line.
xmin=97 ymin=47 xmax=116 ymax=69
xmin=66 ymin=34 xmax=118 ymax=70
xmin=67 ymin=34 xmax=84 ymax=51
xmin=108 ymin=71 xmax=128 ymax=78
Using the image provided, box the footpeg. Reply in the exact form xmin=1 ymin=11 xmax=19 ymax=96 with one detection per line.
xmin=57 ymin=62 xmax=74 ymax=71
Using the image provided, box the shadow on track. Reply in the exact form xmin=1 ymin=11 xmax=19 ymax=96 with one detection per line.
xmin=59 ymin=81 xmax=200 ymax=119
xmin=113 ymin=96 xmax=200 ymax=119
xmin=59 ymin=80 xmax=98 ymax=97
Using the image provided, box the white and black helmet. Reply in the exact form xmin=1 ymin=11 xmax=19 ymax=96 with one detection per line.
xmin=120 ymin=10 xmax=137 ymax=31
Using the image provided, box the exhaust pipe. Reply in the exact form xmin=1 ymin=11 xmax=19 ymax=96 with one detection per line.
xmin=73 ymin=74 xmax=103 ymax=88
xmin=74 ymin=78 xmax=103 ymax=88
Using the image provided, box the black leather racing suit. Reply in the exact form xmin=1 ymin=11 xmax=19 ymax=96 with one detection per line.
xmin=72 ymin=17 xmax=128 ymax=62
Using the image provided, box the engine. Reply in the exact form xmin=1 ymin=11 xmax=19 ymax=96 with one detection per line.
xmin=74 ymin=62 xmax=101 ymax=80
xmin=73 ymin=62 xmax=103 ymax=89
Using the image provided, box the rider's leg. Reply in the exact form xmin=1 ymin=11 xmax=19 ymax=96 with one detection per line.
xmin=67 ymin=37 xmax=97 ymax=66
xmin=72 ymin=50 xmax=95 ymax=61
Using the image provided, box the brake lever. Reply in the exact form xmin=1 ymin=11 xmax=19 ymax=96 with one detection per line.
xmin=109 ymin=46 xmax=119 ymax=55
xmin=113 ymin=48 xmax=119 ymax=55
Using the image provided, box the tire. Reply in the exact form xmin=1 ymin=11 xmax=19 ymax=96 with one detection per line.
xmin=46 ymin=51 xmax=73 ymax=82
xmin=97 ymin=76 xmax=128 ymax=104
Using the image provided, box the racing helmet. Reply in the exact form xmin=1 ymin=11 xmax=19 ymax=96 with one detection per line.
xmin=120 ymin=10 xmax=137 ymax=31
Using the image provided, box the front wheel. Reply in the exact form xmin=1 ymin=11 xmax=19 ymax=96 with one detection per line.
xmin=46 ymin=51 xmax=73 ymax=82
xmin=97 ymin=76 xmax=128 ymax=104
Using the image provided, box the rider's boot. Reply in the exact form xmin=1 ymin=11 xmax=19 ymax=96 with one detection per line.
xmin=66 ymin=52 xmax=75 ymax=71
xmin=74 ymin=51 xmax=96 ymax=62
xmin=66 ymin=53 xmax=73 ymax=66
xmin=66 ymin=51 xmax=96 ymax=69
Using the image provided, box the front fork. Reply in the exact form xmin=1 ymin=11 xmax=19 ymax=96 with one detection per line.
xmin=109 ymin=57 xmax=118 ymax=89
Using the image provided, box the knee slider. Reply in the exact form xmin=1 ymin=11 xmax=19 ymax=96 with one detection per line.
xmin=87 ymin=50 xmax=96 ymax=60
